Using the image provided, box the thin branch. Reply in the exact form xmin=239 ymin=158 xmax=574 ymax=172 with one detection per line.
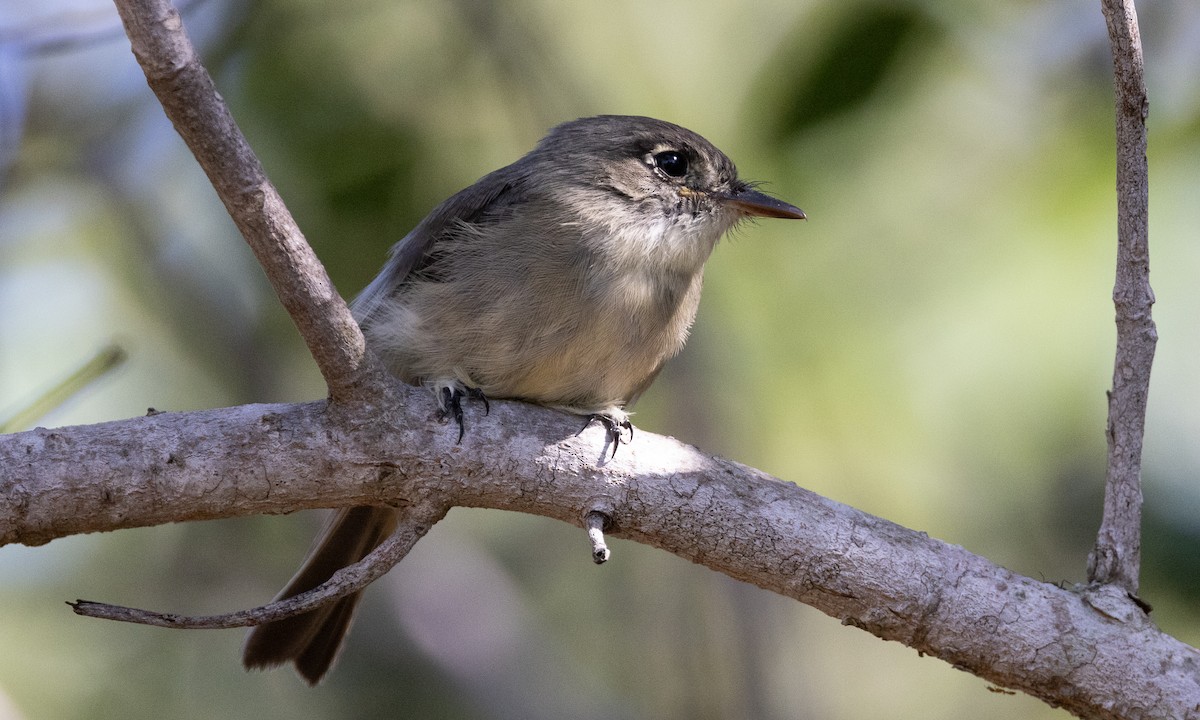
xmin=0 ymin=343 xmax=126 ymax=433
xmin=584 ymin=511 xmax=611 ymax=564
xmin=110 ymin=0 xmax=388 ymax=404
xmin=1089 ymin=0 xmax=1154 ymax=594
xmin=0 ymin=398 xmax=1196 ymax=719
xmin=70 ymin=501 xmax=448 ymax=628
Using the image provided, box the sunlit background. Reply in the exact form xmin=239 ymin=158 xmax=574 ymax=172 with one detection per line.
xmin=2 ymin=0 xmax=1199 ymax=717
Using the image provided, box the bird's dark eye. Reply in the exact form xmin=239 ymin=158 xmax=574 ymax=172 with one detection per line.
xmin=652 ymin=150 xmax=688 ymax=178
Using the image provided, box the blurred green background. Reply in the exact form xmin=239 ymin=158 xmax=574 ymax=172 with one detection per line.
xmin=2 ymin=0 xmax=1199 ymax=717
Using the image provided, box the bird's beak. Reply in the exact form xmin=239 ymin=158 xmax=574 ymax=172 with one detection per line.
xmin=718 ymin=187 xmax=806 ymax=220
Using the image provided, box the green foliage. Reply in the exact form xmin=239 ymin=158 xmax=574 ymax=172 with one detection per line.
xmin=760 ymin=3 xmax=943 ymax=139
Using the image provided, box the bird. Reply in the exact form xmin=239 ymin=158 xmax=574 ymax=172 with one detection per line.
xmin=242 ymin=114 xmax=805 ymax=684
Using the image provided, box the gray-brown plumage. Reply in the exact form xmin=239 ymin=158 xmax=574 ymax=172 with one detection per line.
xmin=242 ymin=115 xmax=804 ymax=684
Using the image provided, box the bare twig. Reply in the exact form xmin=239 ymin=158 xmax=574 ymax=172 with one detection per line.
xmin=70 ymin=501 xmax=447 ymax=628
xmin=110 ymin=0 xmax=388 ymax=404
xmin=1088 ymin=0 xmax=1154 ymax=595
xmin=0 ymin=343 xmax=126 ymax=433
xmin=584 ymin=511 xmax=611 ymax=563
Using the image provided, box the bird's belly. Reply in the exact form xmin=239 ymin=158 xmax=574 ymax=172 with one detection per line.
xmin=481 ymin=269 xmax=699 ymax=411
xmin=372 ymin=259 xmax=703 ymax=413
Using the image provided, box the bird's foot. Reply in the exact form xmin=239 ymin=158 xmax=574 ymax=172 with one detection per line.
xmin=438 ymin=384 xmax=490 ymax=443
xmin=579 ymin=411 xmax=633 ymax=458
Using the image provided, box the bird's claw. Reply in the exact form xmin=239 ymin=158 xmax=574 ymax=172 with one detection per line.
xmin=440 ymin=385 xmax=489 ymax=443
xmin=580 ymin=413 xmax=633 ymax=458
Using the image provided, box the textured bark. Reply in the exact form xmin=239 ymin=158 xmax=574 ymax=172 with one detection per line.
xmin=2 ymin=396 xmax=1198 ymax=718
xmin=1088 ymin=0 xmax=1154 ymax=594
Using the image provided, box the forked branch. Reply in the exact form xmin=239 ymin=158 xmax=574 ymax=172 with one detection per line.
xmin=111 ymin=0 xmax=388 ymax=403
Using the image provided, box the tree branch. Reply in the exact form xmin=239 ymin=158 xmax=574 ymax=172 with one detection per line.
xmin=110 ymin=0 xmax=389 ymax=404
xmin=5 ymin=1 xmax=1185 ymax=718
xmin=69 ymin=501 xmax=448 ymax=628
xmin=1 ymin=398 xmax=1196 ymax=719
xmin=1089 ymin=0 xmax=1154 ymax=594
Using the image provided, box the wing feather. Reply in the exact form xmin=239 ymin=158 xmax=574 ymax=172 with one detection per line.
xmin=351 ymin=165 xmax=526 ymax=325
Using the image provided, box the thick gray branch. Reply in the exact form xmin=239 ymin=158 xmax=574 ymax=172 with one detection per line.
xmin=1 ymin=395 xmax=1196 ymax=719
xmin=111 ymin=0 xmax=387 ymax=403
xmin=1089 ymin=0 xmax=1154 ymax=593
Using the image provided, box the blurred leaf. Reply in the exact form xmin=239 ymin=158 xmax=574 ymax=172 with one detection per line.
xmin=235 ymin=6 xmax=427 ymax=289
xmin=1143 ymin=495 xmax=1200 ymax=600
xmin=760 ymin=3 xmax=941 ymax=140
